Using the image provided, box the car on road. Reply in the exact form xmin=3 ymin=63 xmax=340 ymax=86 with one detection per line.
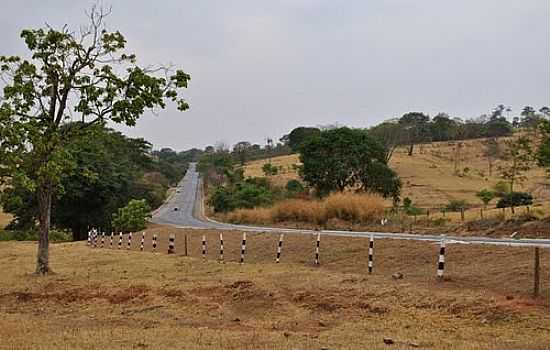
xmin=174 ymin=207 xmax=179 ymax=211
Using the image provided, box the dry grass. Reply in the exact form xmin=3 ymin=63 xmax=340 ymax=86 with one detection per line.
xmin=0 ymin=208 xmax=12 ymax=229
xmin=225 ymin=193 xmax=384 ymax=226
xmin=244 ymin=136 xmax=550 ymax=208
xmin=2 ymin=225 xmax=550 ymax=349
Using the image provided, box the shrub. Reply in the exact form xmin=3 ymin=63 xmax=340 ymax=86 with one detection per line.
xmin=445 ymin=199 xmax=469 ymax=212
xmin=402 ymin=197 xmax=423 ymax=215
xmin=225 ymin=208 xmax=272 ymax=225
xmin=272 ymin=199 xmax=327 ymax=224
xmin=208 ymin=179 xmax=273 ymax=213
xmin=286 ymin=180 xmax=305 ymax=194
xmin=0 ymin=229 xmax=71 ymax=242
xmin=262 ymin=163 xmax=279 ymax=176
xmin=112 ymin=199 xmax=151 ymax=232
xmin=496 ymin=192 xmax=533 ymax=208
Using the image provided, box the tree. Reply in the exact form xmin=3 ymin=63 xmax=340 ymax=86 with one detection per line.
xmin=483 ymin=138 xmax=501 ymax=176
xmin=398 ymin=112 xmax=430 ymax=156
xmin=0 ymin=7 xmax=190 ymax=274
xmin=476 ymin=189 xmax=495 ymax=208
xmin=282 ymin=127 xmax=321 ymax=152
xmin=431 ymin=113 xmax=458 ymax=141
xmin=233 ymin=141 xmax=252 ymax=166
xmin=520 ymin=106 xmax=542 ymax=132
xmin=299 ymin=127 xmax=400 ymax=199
xmin=499 ymin=136 xmax=533 ymax=192
xmin=368 ymin=119 xmax=403 ymax=162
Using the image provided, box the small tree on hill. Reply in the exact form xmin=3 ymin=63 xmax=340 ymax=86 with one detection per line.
xmin=0 ymin=7 xmax=190 ymax=274
xmin=498 ymin=136 xmax=534 ymax=192
xmin=112 ymin=199 xmax=151 ymax=232
xmin=476 ymin=189 xmax=495 ymax=208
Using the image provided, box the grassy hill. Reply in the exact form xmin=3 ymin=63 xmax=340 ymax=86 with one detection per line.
xmin=1 ymin=225 xmax=550 ymax=349
xmin=244 ymin=136 xmax=550 ymax=208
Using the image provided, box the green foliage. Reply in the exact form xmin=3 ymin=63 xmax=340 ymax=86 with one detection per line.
xmin=0 ymin=229 xmax=71 ymax=242
xmin=403 ymin=197 xmax=423 ymax=215
xmin=498 ymin=136 xmax=534 ymax=191
xmin=208 ymin=178 xmax=273 ymax=213
xmin=299 ymin=127 xmax=401 ymax=201
xmin=496 ymin=192 xmax=533 ymax=208
xmin=476 ymin=189 xmax=496 ymax=207
xmin=283 ymin=127 xmax=321 ymax=152
xmin=112 ymin=199 xmax=151 ymax=232
xmin=445 ymin=199 xmax=469 ymax=212
xmin=262 ymin=163 xmax=279 ymax=176
xmin=286 ymin=180 xmax=305 ymax=194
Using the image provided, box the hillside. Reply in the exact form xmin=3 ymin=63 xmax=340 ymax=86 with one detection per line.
xmin=2 ymin=225 xmax=550 ymax=349
xmin=244 ymin=136 xmax=550 ymax=208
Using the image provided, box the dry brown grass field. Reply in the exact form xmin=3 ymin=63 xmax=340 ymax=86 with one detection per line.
xmin=2 ymin=224 xmax=550 ymax=349
xmin=0 ymin=208 xmax=12 ymax=229
xmin=244 ymin=136 xmax=550 ymax=208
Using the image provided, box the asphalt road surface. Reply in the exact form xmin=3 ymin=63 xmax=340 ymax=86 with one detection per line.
xmin=152 ymin=163 xmax=550 ymax=248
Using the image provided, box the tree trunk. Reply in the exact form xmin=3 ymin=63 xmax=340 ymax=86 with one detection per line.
xmin=408 ymin=143 xmax=414 ymax=156
xmin=36 ymin=181 xmax=53 ymax=275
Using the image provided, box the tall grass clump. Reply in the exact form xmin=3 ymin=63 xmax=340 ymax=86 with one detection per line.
xmin=272 ymin=199 xmax=327 ymax=225
xmin=225 ymin=208 xmax=273 ymax=225
xmin=324 ymin=192 xmax=384 ymax=223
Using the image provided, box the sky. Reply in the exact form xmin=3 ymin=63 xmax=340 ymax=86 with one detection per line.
xmin=2 ymin=1 xmax=550 ymax=150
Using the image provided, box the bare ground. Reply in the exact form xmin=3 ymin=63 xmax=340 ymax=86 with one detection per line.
xmin=1 ymin=224 xmax=550 ymax=349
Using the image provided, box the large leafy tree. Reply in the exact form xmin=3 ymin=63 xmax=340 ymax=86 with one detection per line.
xmin=0 ymin=7 xmax=190 ymax=274
xmin=299 ymin=127 xmax=401 ymax=199
xmin=398 ymin=112 xmax=430 ymax=156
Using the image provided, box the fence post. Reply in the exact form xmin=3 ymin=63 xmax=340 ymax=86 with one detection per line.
xmin=437 ymin=238 xmax=446 ymax=281
xmin=87 ymin=230 xmax=91 ymax=247
xmin=276 ymin=234 xmax=284 ymax=263
xmin=184 ymin=234 xmax=188 ymax=256
xmin=110 ymin=232 xmax=114 ymax=248
xmin=460 ymin=207 xmax=465 ymax=221
xmin=152 ymin=234 xmax=157 ymax=252
xmin=240 ymin=232 xmax=247 ymax=264
xmin=219 ymin=233 xmax=224 ymax=263
xmin=118 ymin=232 xmax=123 ymax=249
xmin=534 ymin=247 xmax=541 ymax=298
xmin=202 ymin=235 xmax=207 ymax=260
xmin=101 ymin=232 xmax=105 ymax=248
xmin=480 ymin=208 xmax=484 ymax=219
xmin=315 ymin=233 xmax=321 ymax=266
xmin=168 ymin=234 xmax=175 ymax=254
xmin=368 ymin=235 xmax=374 ymax=274
xmin=127 ymin=232 xmax=132 ymax=250
xmin=140 ymin=232 xmax=145 ymax=251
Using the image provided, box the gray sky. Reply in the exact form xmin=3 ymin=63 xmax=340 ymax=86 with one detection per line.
xmin=2 ymin=1 xmax=550 ymax=150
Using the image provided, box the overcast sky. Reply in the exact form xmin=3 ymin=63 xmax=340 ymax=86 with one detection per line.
xmin=2 ymin=1 xmax=550 ymax=150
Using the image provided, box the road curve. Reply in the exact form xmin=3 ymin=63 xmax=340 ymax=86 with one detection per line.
xmin=151 ymin=163 xmax=550 ymax=248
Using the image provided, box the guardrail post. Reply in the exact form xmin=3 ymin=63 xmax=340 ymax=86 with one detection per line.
xmin=368 ymin=235 xmax=374 ymax=274
xmin=276 ymin=234 xmax=284 ymax=263
xmin=240 ymin=232 xmax=247 ymax=264
xmin=437 ymin=238 xmax=446 ymax=281
xmin=314 ymin=233 xmax=321 ymax=266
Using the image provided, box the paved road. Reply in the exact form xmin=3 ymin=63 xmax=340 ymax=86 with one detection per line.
xmin=152 ymin=163 xmax=550 ymax=247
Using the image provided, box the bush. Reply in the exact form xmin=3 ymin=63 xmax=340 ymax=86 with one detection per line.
xmin=403 ymin=197 xmax=423 ymax=215
xmin=324 ymin=193 xmax=384 ymax=223
xmin=208 ymin=179 xmax=273 ymax=213
xmin=496 ymin=192 xmax=533 ymax=208
xmin=0 ymin=229 xmax=71 ymax=242
xmin=262 ymin=163 xmax=279 ymax=176
xmin=112 ymin=199 xmax=151 ymax=232
xmin=272 ymin=199 xmax=327 ymax=224
xmin=286 ymin=180 xmax=305 ymax=194
xmin=445 ymin=199 xmax=469 ymax=212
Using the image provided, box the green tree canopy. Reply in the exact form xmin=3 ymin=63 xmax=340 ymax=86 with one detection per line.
xmin=299 ymin=127 xmax=401 ymax=200
xmin=0 ymin=6 xmax=190 ymax=274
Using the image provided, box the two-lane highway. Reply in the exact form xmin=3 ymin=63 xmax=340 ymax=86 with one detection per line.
xmin=151 ymin=163 xmax=550 ymax=247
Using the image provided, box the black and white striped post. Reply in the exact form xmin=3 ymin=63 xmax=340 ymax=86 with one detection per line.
xmin=168 ymin=234 xmax=175 ymax=254
xmin=127 ymin=232 xmax=132 ymax=250
xmin=93 ymin=229 xmax=98 ymax=248
xmin=118 ymin=232 xmax=123 ymax=249
xmin=202 ymin=235 xmax=207 ymax=260
xmin=140 ymin=232 xmax=145 ymax=251
xmin=368 ymin=234 xmax=374 ymax=274
xmin=219 ymin=233 xmax=224 ymax=263
xmin=100 ymin=231 xmax=105 ymax=248
xmin=314 ymin=233 xmax=321 ymax=266
xmin=110 ymin=232 xmax=114 ymax=248
xmin=152 ymin=233 xmax=157 ymax=252
xmin=240 ymin=232 xmax=247 ymax=264
xmin=87 ymin=230 xmax=91 ymax=247
xmin=276 ymin=234 xmax=284 ymax=263
xmin=437 ymin=237 xmax=446 ymax=281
